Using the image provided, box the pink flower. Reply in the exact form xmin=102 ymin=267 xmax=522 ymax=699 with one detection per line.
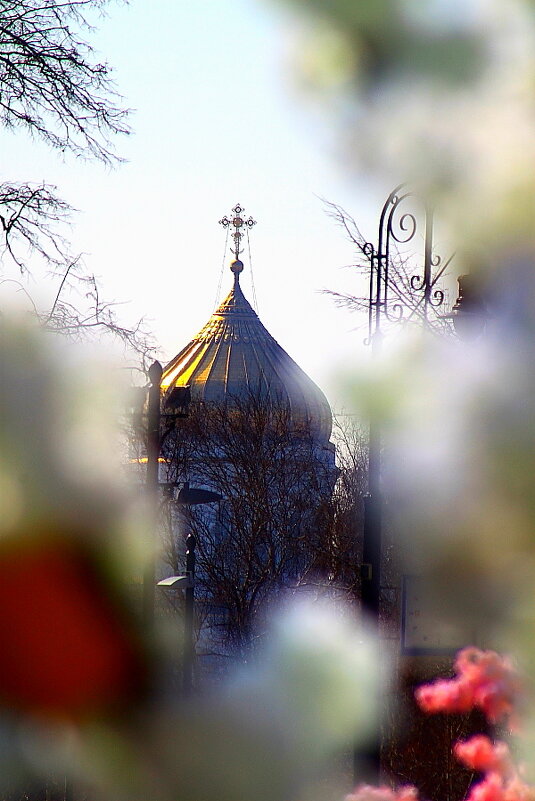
xmin=415 ymin=648 xmax=522 ymax=728
xmin=454 ymin=736 xmax=513 ymax=777
xmin=503 ymin=776 xmax=535 ymax=801
xmin=416 ymin=678 xmax=474 ymax=715
xmin=467 ymin=773 xmax=507 ymax=801
xmin=354 ymin=651 xmax=532 ymax=801
xmin=465 ymin=773 xmax=535 ymax=801
xmin=457 ymin=649 xmax=521 ymax=726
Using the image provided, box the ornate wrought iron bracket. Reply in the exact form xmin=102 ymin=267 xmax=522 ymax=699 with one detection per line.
xmin=366 ymin=184 xmax=449 ymax=346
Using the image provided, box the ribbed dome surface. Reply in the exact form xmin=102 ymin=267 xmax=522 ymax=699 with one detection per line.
xmin=161 ymin=276 xmax=333 ymax=443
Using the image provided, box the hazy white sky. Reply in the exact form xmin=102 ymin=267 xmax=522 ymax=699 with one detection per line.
xmin=4 ymin=0 xmax=400 ymax=409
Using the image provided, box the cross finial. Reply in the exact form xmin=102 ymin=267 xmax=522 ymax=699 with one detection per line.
xmin=219 ymin=203 xmax=256 ymax=259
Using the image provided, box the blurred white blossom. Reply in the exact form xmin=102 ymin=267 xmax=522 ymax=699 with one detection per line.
xmin=251 ymin=597 xmax=381 ymax=751
xmin=277 ymin=0 xmax=535 ymax=249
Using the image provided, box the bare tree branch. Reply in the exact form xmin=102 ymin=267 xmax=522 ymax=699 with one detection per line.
xmin=0 ymin=181 xmax=156 ymax=360
xmin=40 ymin=260 xmax=156 ymax=362
xmin=0 ymin=0 xmax=130 ymax=165
xmin=0 ymin=180 xmax=73 ymax=273
xmin=0 ymin=4 xmax=156 ymax=361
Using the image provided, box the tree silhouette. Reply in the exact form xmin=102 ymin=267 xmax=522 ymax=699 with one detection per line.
xmin=0 ymin=2 xmax=153 ymax=358
xmin=161 ymin=396 xmax=365 ymax=663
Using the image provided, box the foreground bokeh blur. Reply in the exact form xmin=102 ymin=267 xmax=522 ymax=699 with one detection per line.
xmin=0 ymin=315 xmax=380 ymax=800
xmin=260 ymin=0 xmax=535 ymax=792
xmin=274 ymin=0 xmax=535 ymax=253
xmin=6 ymin=0 xmax=535 ymax=798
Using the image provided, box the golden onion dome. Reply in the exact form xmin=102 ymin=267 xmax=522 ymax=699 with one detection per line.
xmin=161 ymin=269 xmax=333 ymax=443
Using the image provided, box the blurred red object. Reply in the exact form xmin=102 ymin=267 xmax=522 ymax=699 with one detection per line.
xmin=0 ymin=533 xmax=148 ymax=719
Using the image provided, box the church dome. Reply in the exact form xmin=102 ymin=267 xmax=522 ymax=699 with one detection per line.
xmin=161 ymin=267 xmax=333 ymax=444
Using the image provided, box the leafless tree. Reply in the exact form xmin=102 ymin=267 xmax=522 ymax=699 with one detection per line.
xmin=0 ymin=181 xmax=155 ymax=360
xmin=161 ymin=396 xmax=366 ymax=660
xmin=0 ymin=0 xmax=129 ymax=164
xmin=320 ymin=413 xmax=367 ymax=591
xmin=0 ymin=181 xmax=72 ymax=271
xmin=0 ymin=2 xmax=154 ymax=359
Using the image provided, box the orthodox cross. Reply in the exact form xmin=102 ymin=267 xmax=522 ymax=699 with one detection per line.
xmin=219 ymin=204 xmax=256 ymax=258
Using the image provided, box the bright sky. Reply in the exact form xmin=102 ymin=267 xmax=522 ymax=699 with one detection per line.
xmin=4 ymin=0 xmax=397 ymax=411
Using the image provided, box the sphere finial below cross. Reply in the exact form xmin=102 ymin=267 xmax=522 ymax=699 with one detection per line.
xmin=230 ymin=258 xmax=244 ymax=275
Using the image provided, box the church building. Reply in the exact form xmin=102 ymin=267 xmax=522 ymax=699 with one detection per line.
xmin=158 ymin=205 xmax=339 ymax=670
xmin=161 ymin=204 xmax=335 ymax=470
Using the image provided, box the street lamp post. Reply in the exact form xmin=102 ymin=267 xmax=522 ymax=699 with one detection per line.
xmin=182 ymin=532 xmax=196 ymax=695
xmin=357 ymin=185 xmax=449 ymax=781
xmin=158 ymin=483 xmax=222 ymax=695
xmin=361 ymin=185 xmax=451 ymax=629
xmin=143 ymin=360 xmax=163 ymax=629
xmin=141 ymin=360 xmax=191 ymax=629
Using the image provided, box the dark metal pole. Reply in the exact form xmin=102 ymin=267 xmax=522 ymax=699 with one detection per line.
xmin=361 ymin=455 xmax=381 ymax=622
xmin=356 ymin=215 xmax=387 ymax=786
xmin=361 ymin=333 xmax=382 ymax=628
xmin=143 ymin=360 xmax=163 ymax=629
xmin=357 ymin=188 xmax=447 ymax=785
xmin=358 ymin=184 xmax=407 ymax=783
xmin=357 ymin=352 xmax=383 ymax=784
xmin=360 ymin=186 xmax=405 ymax=633
xmin=183 ymin=532 xmax=196 ymax=695
xmin=423 ymin=204 xmax=434 ymax=325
